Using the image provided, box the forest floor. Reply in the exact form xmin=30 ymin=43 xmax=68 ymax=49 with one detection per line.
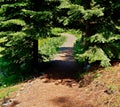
xmin=1 ymin=34 xmax=120 ymax=107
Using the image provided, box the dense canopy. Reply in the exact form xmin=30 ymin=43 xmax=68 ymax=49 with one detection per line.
xmin=0 ymin=0 xmax=120 ymax=77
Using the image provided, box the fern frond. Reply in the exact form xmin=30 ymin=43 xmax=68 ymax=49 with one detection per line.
xmin=1 ymin=19 xmax=26 ymax=27
xmin=89 ymin=32 xmax=120 ymax=43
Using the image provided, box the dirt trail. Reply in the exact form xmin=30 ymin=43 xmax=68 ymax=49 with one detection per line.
xmin=15 ymin=34 xmax=83 ymax=107
xmin=6 ymin=34 xmax=98 ymax=107
xmin=45 ymin=33 xmax=79 ymax=80
xmin=1 ymin=34 xmax=120 ymax=107
xmin=53 ymin=33 xmax=77 ymax=61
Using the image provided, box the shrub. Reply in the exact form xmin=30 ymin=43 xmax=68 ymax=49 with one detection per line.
xmin=38 ymin=36 xmax=66 ymax=62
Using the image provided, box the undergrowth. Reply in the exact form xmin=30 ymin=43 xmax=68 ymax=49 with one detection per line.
xmin=0 ymin=35 xmax=66 ymax=87
xmin=0 ymin=85 xmax=18 ymax=99
xmin=38 ymin=36 xmax=66 ymax=62
xmin=65 ymin=29 xmax=82 ymax=39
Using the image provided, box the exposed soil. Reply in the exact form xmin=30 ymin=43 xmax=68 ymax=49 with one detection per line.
xmin=1 ymin=34 xmax=120 ymax=107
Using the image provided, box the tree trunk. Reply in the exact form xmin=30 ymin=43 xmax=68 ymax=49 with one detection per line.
xmin=33 ymin=39 xmax=38 ymax=72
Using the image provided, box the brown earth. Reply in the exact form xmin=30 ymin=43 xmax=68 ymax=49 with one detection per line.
xmin=1 ymin=34 xmax=120 ymax=107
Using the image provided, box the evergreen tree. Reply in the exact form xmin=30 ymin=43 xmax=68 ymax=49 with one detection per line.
xmin=0 ymin=0 xmax=60 ymax=76
xmin=58 ymin=0 xmax=120 ymax=67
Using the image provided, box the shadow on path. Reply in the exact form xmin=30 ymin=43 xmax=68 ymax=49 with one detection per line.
xmin=39 ymin=34 xmax=82 ymax=81
xmin=50 ymin=96 xmax=80 ymax=107
xmin=41 ymin=46 xmax=80 ymax=80
xmin=43 ymin=60 xmax=80 ymax=80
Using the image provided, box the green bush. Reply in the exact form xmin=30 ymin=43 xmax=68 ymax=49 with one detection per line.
xmin=0 ymin=0 xmax=62 ymax=79
xmin=51 ymin=27 xmax=65 ymax=36
xmin=66 ymin=29 xmax=82 ymax=39
xmin=38 ymin=36 xmax=66 ymax=62
xmin=74 ymin=29 xmax=120 ymax=67
xmin=0 ymin=86 xmax=18 ymax=99
xmin=60 ymin=1 xmax=120 ymax=67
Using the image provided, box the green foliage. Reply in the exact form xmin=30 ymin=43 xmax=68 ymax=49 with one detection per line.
xmin=0 ymin=86 xmax=18 ymax=99
xmin=59 ymin=0 xmax=120 ymax=67
xmin=74 ymin=40 xmax=111 ymax=67
xmin=1 ymin=19 xmax=26 ymax=27
xmin=0 ymin=0 xmax=62 ymax=78
xmin=38 ymin=36 xmax=66 ymax=62
xmin=0 ymin=73 xmax=22 ymax=86
xmin=65 ymin=29 xmax=82 ymax=38
xmin=51 ymin=27 xmax=64 ymax=36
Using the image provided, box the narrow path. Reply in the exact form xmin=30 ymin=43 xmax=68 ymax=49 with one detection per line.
xmin=2 ymin=34 xmax=119 ymax=107
xmin=12 ymin=34 xmax=94 ymax=107
xmin=53 ymin=33 xmax=77 ymax=61
xmin=44 ymin=33 xmax=79 ymax=80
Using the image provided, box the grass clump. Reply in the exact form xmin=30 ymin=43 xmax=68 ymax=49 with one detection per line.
xmin=51 ymin=27 xmax=65 ymax=35
xmin=0 ymin=86 xmax=18 ymax=99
